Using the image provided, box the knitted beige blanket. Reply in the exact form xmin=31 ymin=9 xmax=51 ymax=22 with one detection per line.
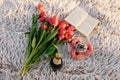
xmin=0 ymin=0 xmax=120 ymax=80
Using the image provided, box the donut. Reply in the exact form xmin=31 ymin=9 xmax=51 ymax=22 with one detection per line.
xmin=70 ymin=49 xmax=85 ymax=60
xmin=75 ymin=52 xmax=85 ymax=60
xmin=70 ymin=49 xmax=76 ymax=58
xmin=84 ymin=42 xmax=93 ymax=55
xmin=71 ymin=37 xmax=81 ymax=48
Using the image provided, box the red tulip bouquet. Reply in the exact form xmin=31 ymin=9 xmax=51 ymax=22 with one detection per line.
xmin=18 ymin=3 xmax=94 ymax=76
xmin=18 ymin=3 xmax=76 ymax=76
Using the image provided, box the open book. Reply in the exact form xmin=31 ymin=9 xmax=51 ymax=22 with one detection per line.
xmin=65 ymin=7 xmax=100 ymax=38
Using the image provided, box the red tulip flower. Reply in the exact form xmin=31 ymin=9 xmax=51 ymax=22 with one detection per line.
xmin=67 ymin=26 xmax=75 ymax=36
xmin=41 ymin=25 xmax=48 ymax=31
xmin=58 ymin=21 xmax=67 ymax=29
xmin=58 ymin=34 xmax=65 ymax=40
xmin=39 ymin=11 xmax=48 ymax=22
xmin=64 ymin=26 xmax=75 ymax=42
xmin=58 ymin=23 xmax=75 ymax=42
xmin=59 ymin=29 xmax=66 ymax=35
xmin=40 ymin=11 xmax=47 ymax=18
xmin=37 ymin=3 xmax=45 ymax=12
xmin=47 ymin=15 xmax=60 ymax=26
xmin=66 ymin=29 xmax=74 ymax=36
xmin=39 ymin=17 xmax=45 ymax=22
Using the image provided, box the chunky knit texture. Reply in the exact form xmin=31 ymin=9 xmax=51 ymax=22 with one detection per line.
xmin=0 ymin=0 xmax=120 ymax=80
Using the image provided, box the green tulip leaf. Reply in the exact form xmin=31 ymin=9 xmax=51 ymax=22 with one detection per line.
xmin=32 ymin=37 xmax=36 ymax=48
